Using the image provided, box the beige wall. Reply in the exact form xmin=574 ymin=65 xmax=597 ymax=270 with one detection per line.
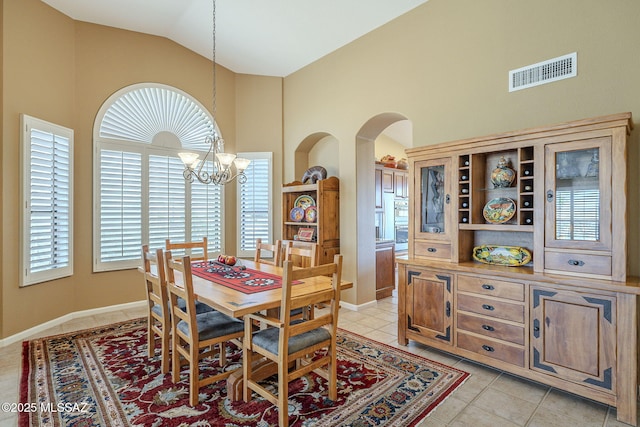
xmin=234 ymin=74 xmax=284 ymax=247
xmin=283 ymin=0 xmax=640 ymax=305
xmin=0 ymin=0 xmax=4 ymax=336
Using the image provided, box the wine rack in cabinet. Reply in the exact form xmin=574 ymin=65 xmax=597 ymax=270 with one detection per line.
xmin=455 ymin=148 xmax=536 ymax=266
xmin=458 ymin=148 xmax=534 ymax=230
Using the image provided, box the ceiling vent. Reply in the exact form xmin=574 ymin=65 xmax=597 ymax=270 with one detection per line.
xmin=509 ymin=52 xmax=577 ymax=92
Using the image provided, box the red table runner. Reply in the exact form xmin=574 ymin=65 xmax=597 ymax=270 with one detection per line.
xmin=190 ymin=261 xmax=300 ymax=294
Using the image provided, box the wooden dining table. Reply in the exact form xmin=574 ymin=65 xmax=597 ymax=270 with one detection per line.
xmin=176 ymin=258 xmax=352 ymax=400
xmin=185 ymin=259 xmax=352 ymax=318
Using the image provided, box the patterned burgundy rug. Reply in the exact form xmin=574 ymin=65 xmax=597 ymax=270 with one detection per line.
xmin=19 ymin=318 xmax=469 ymax=426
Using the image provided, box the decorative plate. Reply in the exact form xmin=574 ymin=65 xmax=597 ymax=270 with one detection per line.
xmin=304 ymin=205 xmax=317 ymax=223
xmin=289 ymin=207 xmax=305 ymax=222
xmin=473 ymin=245 xmax=532 ymax=266
xmin=483 ymin=197 xmax=516 ymax=224
xmin=294 ymin=195 xmax=316 ymax=210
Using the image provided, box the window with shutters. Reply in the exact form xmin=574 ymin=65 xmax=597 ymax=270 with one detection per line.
xmin=93 ymin=83 xmax=224 ymax=271
xmin=237 ymin=152 xmax=272 ymax=257
xmin=21 ymin=115 xmax=74 ymax=286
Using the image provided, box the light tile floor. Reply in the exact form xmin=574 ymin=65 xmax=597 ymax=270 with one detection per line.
xmin=1 ymin=296 xmax=637 ymax=426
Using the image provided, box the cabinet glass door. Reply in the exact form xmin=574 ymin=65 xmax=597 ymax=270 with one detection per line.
xmin=415 ymin=158 xmax=451 ymax=240
xmin=545 ymin=138 xmax=611 ymax=251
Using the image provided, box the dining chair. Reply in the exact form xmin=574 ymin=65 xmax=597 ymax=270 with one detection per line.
xmin=165 ymin=237 xmax=208 ymax=261
xmin=165 ymin=237 xmax=217 ymax=313
xmin=242 ymin=254 xmax=343 ymax=427
xmin=165 ymin=252 xmax=245 ymax=406
xmin=284 ymin=241 xmax=321 ymax=319
xmin=283 ymin=241 xmax=319 ymax=268
xmin=254 ymin=238 xmax=283 ymax=266
xmin=141 ymin=245 xmax=172 ymax=374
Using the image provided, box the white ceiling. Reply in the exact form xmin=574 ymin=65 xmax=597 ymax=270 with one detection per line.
xmin=41 ymin=0 xmax=428 ymax=78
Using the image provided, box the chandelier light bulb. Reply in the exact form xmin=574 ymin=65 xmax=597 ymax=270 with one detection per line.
xmin=234 ymin=157 xmax=251 ymax=172
xmin=179 ymin=152 xmax=200 ymax=168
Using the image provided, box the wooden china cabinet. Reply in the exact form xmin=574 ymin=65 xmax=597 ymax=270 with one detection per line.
xmin=397 ymin=113 xmax=640 ymax=426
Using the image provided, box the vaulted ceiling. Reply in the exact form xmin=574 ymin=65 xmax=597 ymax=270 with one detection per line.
xmin=42 ymin=0 xmax=429 ymax=77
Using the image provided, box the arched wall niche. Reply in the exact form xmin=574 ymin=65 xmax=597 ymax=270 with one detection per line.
xmin=293 ymin=132 xmax=340 ymax=182
xmin=355 ymin=112 xmax=413 ymax=305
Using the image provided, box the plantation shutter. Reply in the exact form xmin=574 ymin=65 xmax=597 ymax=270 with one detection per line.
xmin=191 ymin=160 xmax=224 ymax=253
xmin=98 ymin=149 xmax=142 ymax=266
xmin=148 ymin=155 xmax=186 ymax=249
xmin=22 ymin=115 xmax=74 ymax=286
xmin=237 ymin=153 xmax=272 ymax=256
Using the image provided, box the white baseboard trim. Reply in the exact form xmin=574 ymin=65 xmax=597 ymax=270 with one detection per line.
xmin=340 ymin=299 xmax=378 ymax=312
xmin=0 ymin=300 xmax=147 ymax=348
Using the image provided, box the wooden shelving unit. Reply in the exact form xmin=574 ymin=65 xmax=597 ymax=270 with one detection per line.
xmin=281 ymin=176 xmax=340 ymax=265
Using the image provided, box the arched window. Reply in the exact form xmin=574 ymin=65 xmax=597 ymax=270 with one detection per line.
xmin=93 ymin=83 xmax=223 ymax=271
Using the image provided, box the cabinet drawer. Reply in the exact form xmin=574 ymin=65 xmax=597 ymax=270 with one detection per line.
xmin=457 ymin=331 xmax=524 ymax=367
xmin=457 ymin=293 xmax=524 ymax=323
xmin=457 ymin=275 xmax=524 ymax=301
xmin=415 ymin=241 xmax=451 ymax=260
xmin=544 ymin=251 xmax=611 ymax=276
xmin=457 ymin=312 xmax=525 ymax=345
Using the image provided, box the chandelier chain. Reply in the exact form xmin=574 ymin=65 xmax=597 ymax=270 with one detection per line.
xmin=212 ymin=0 xmax=217 ymax=127
xmin=178 ymin=0 xmax=250 ymax=185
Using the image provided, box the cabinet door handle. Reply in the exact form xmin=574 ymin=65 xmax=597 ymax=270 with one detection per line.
xmin=482 ymin=324 xmax=495 ymax=332
xmin=427 ymin=247 xmax=437 ymax=253
xmin=482 ymin=284 xmax=494 ymax=290
xmin=445 ymin=194 xmax=450 ymax=204
xmin=568 ymin=259 xmax=585 ymax=266
xmin=482 ymin=344 xmax=495 ymax=352
xmin=546 ymin=190 xmax=554 ymax=202
xmin=482 ymin=304 xmax=495 ymax=311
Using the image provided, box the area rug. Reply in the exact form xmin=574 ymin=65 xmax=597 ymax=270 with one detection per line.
xmin=19 ymin=318 xmax=469 ymax=426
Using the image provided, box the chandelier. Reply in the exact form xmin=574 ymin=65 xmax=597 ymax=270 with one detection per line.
xmin=179 ymin=0 xmax=250 ymax=185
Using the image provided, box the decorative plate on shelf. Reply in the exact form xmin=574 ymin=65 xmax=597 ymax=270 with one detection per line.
xmin=473 ymin=245 xmax=532 ymax=266
xmin=289 ymin=207 xmax=305 ymax=222
xmin=294 ymin=195 xmax=316 ymax=210
xmin=482 ymin=197 xmax=516 ymax=224
xmin=304 ymin=206 xmax=317 ymax=223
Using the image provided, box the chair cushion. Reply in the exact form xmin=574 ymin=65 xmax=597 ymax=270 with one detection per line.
xmin=177 ymin=311 xmax=244 ymax=341
xmin=194 ymin=301 xmax=216 ymax=314
xmin=152 ymin=298 xmax=214 ymax=317
xmin=252 ymin=322 xmax=331 ymax=356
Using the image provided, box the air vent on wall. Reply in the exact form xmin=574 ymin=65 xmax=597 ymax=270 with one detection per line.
xmin=509 ymin=52 xmax=577 ymax=92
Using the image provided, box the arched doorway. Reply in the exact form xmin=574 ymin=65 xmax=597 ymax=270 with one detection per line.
xmin=355 ymin=113 xmax=412 ymax=306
